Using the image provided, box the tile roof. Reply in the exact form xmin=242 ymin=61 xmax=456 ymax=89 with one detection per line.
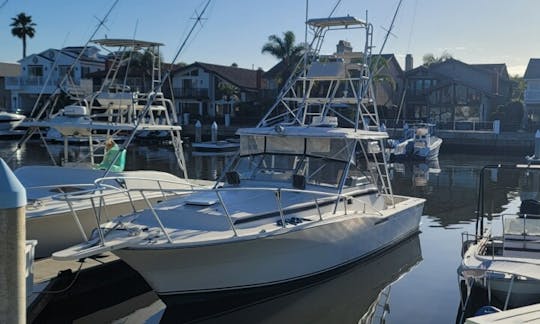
xmin=524 ymin=59 xmax=540 ymax=79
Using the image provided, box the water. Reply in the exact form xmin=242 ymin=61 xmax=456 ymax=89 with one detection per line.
xmin=1 ymin=140 xmax=527 ymax=323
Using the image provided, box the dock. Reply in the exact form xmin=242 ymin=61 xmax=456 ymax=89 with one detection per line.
xmin=28 ymin=253 xmax=152 ymax=323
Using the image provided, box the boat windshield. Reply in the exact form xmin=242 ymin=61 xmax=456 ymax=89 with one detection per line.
xmin=234 ymin=154 xmax=350 ymax=188
xmin=231 ymin=134 xmax=371 ymax=189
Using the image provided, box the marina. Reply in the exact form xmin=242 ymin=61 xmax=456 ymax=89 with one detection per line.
xmin=1 ymin=1 xmax=539 ymax=323
xmin=0 ymin=140 xmax=532 ymax=323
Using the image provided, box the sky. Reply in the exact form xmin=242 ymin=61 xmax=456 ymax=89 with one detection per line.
xmin=1 ymin=0 xmax=539 ymax=76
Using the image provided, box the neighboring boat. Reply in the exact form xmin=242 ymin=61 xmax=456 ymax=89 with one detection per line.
xmin=191 ymin=139 xmax=240 ymax=153
xmin=390 ymin=123 xmax=442 ymax=161
xmin=11 ymin=39 xmax=212 ymax=258
xmin=0 ymin=110 xmax=25 ymax=131
xmin=458 ymin=164 xmax=540 ymax=318
xmin=0 ymin=110 xmax=26 ymax=138
xmin=54 ymin=14 xmax=425 ymax=305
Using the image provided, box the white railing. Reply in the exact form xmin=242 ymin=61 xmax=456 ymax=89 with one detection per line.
xmin=55 ymin=177 xmax=384 ymax=247
xmin=46 ymin=176 xmax=205 ymax=242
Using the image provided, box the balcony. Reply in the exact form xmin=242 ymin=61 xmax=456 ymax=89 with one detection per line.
xmin=173 ymin=87 xmax=209 ymax=98
xmin=5 ymin=76 xmax=64 ymax=94
xmin=525 ymin=90 xmax=540 ymax=104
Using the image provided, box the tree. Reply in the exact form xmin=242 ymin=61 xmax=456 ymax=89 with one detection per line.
xmin=422 ymin=51 xmax=453 ymax=66
xmin=262 ymin=31 xmax=304 ymax=66
xmin=261 ymin=31 xmax=305 ymax=85
xmin=128 ymin=48 xmax=163 ymax=91
xmin=510 ymin=74 xmax=525 ymax=102
xmin=10 ymin=12 xmax=36 ymax=59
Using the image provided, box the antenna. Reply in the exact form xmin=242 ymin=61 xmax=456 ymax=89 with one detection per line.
xmin=371 ymin=0 xmax=403 ymax=76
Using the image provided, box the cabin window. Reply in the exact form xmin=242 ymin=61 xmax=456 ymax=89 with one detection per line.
xmin=266 ymin=137 xmax=303 ymax=154
xmin=240 ymin=135 xmax=265 ymax=155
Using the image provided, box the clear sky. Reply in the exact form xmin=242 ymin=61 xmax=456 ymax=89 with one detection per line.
xmin=1 ymin=0 xmax=538 ymax=76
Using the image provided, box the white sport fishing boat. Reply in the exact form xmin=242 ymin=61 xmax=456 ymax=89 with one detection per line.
xmin=54 ymin=15 xmax=425 ymax=305
xmin=12 ymin=39 xmax=211 ymax=258
xmin=459 ymin=164 xmax=540 ymax=316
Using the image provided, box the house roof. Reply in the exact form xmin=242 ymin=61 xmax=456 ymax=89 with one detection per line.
xmin=175 ymin=62 xmax=263 ymax=90
xmin=524 ymin=59 xmax=540 ymax=79
xmin=405 ymin=58 xmax=506 ymax=97
xmin=472 ymin=63 xmax=509 ymax=79
xmin=0 ymin=63 xmax=20 ymax=77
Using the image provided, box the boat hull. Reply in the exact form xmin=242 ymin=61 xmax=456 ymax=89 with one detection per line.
xmin=114 ymin=197 xmax=424 ymax=305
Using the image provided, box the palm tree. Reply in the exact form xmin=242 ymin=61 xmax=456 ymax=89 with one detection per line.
xmin=262 ymin=31 xmax=304 ymax=84
xmin=10 ymin=12 xmax=36 ymax=59
xmin=422 ymin=51 xmax=453 ymax=66
xmin=262 ymin=31 xmax=304 ymax=65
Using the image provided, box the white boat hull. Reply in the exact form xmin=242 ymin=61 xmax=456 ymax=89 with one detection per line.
xmin=114 ymin=196 xmax=423 ymax=304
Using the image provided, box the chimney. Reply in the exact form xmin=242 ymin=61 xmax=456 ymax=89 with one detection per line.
xmin=256 ymin=68 xmax=263 ymax=89
xmin=336 ymin=40 xmax=352 ymax=55
xmin=405 ymin=54 xmax=413 ymax=71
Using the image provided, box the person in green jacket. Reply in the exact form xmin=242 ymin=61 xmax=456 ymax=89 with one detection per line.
xmin=96 ymin=139 xmax=126 ymax=172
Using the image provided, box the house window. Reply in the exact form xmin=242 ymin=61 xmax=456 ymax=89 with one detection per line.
xmin=81 ymin=67 xmax=90 ymax=78
xmin=58 ymin=65 xmax=75 ymax=79
xmin=190 ymin=69 xmax=199 ymax=76
xmin=28 ymin=65 xmax=43 ymax=77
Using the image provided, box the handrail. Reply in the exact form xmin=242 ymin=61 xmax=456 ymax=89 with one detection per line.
xmin=63 ymin=180 xmax=386 ymax=248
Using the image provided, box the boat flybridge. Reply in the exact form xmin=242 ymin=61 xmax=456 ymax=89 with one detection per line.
xmin=12 ymin=39 xmax=212 ymax=258
xmin=53 ymin=15 xmax=425 ymax=305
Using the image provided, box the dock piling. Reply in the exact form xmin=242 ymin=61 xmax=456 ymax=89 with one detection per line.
xmin=195 ymin=120 xmax=202 ymax=143
xmin=534 ymin=130 xmax=540 ymax=158
xmin=211 ymin=121 xmax=218 ymax=143
xmin=0 ymin=158 xmax=27 ymax=324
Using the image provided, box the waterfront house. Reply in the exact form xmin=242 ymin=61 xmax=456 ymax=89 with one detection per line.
xmin=0 ymin=63 xmax=20 ymax=111
xmin=404 ymin=58 xmax=512 ymax=129
xmin=5 ymin=47 xmax=105 ymax=114
xmin=524 ymin=58 xmax=540 ymax=129
xmin=328 ymin=40 xmax=404 ymax=117
xmin=170 ymin=62 xmax=267 ymax=125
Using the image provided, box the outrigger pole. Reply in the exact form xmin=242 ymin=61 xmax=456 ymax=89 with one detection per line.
xmin=102 ymin=0 xmax=213 ymax=177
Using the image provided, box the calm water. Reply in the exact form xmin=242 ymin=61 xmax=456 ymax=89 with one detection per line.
xmin=1 ymin=140 xmax=527 ymax=323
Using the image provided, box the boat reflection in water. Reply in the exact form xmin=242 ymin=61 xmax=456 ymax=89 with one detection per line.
xmin=111 ymin=234 xmax=422 ymax=323
xmin=390 ymin=159 xmax=441 ymax=187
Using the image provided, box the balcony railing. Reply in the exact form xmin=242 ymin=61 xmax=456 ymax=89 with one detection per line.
xmin=172 ymin=87 xmax=209 ymax=98
xmin=5 ymin=76 xmax=72 ymax=90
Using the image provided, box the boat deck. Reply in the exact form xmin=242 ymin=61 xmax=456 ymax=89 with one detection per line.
xmin=465 ymin=302 xmax=540 ymax=323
